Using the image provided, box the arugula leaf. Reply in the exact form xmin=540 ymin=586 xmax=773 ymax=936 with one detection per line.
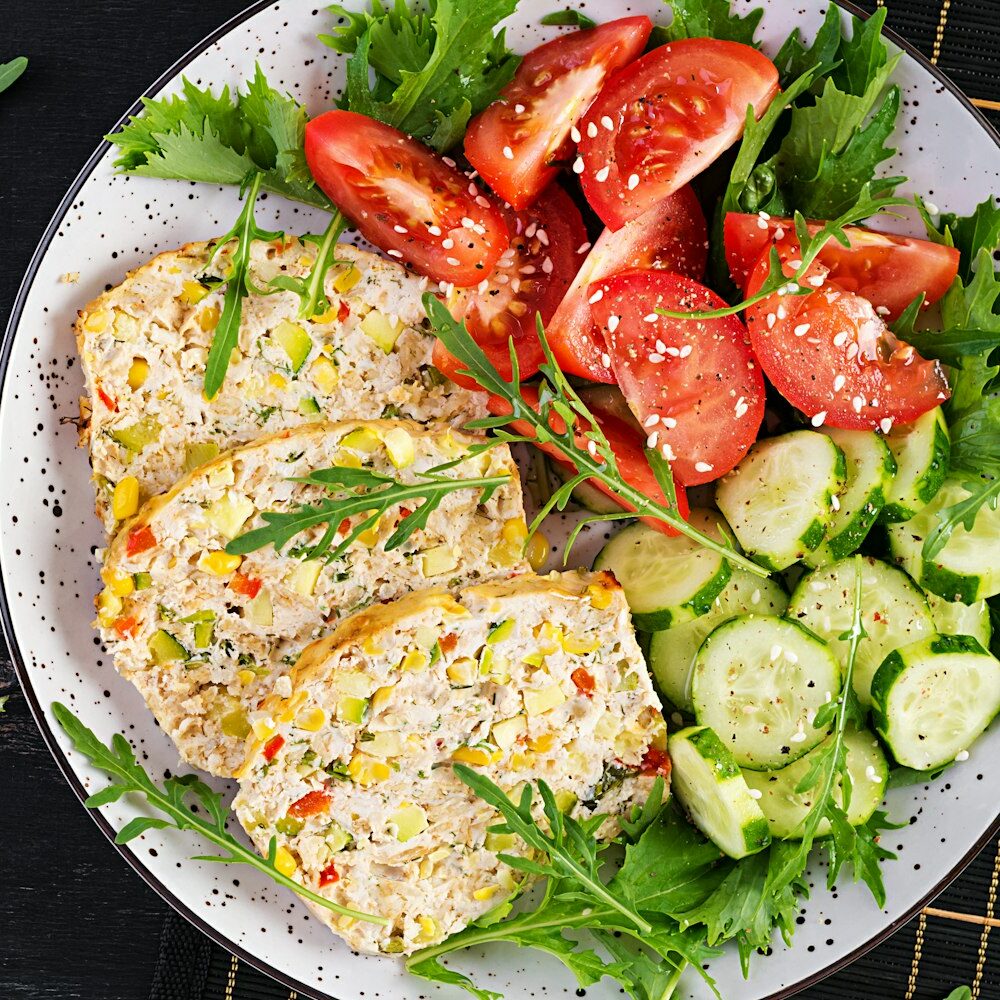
xmin=656 ymin=0 xmax=763 ymax=46
xmin=0 ymin=56 xmax=28 ymax=95
xmin=52 ymin=702 xmax=387 ymax=925
xmin=323 ymin=0 xmax=521 ymax=151
xmin=227 ymin=462 xmax=510 ymax=561
xmin=539 ymin=10 xmax=597 ymax=29
xmin=943 ymin=990 xmax=972 ymax=1000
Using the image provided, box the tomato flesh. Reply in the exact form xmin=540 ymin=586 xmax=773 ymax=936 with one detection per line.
xmin=744 ymin=241 xmax=950 ymax=430
xmin=305 ymin=110 xmax=509 ymax=287
xmin=465 ymin=17 xmax=652 ymax=210
xmin=547 ymin=184 xmax=707 ymax=382
xmin=126 ymin=525 xmax=156 ymax=557
xmin=288 ymin=790 xmax=332 ymax=819
xmin=590 ymin=270 xmax=765 ymax=485
xmin=724 ymin=213 xmax=961 ymax=320
xmin=486 ymin=385 xmax=688 ymax=535
xmin=578 ymin=39 xmax=779 ymax=230
xmin=434 ymin=184 xmax=587 ymax=381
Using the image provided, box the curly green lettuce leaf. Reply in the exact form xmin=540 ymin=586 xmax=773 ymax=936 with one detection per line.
xmin=322 ymin=0 xmax=521 ymax=151
xmin=656 ymin=0 xmax=763 ymax=46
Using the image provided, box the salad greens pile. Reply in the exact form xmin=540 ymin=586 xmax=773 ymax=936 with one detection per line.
xmin=64 ymin=0 xmax=1000 ymax=996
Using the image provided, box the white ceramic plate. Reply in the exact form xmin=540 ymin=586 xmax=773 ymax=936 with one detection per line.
xmin=3 ymin=2 xmax=999 ymax=997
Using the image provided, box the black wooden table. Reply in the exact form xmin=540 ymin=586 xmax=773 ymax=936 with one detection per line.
xmin=0 ymin=6 xmax=249 ymax=996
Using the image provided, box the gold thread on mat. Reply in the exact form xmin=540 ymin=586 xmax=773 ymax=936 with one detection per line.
xmin=971 ymin=840 xmax=1000 ymax=1000
xmin=905 ymin=911 xmax=927 ymax=1000
xmin=289 ymin=992 xmax=299 ymax=999
xmin=224 ymin=953 xmax=239 ymax=1000
xmin=931 ymin=0 xmax=953 ymax=65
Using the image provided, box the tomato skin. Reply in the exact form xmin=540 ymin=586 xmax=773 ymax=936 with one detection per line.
xmin=126 ymin=525 xmax=157 ymax=557
xmin=485 ymin=385 xmax=689 ymax=535
xmin=305 ymin=111 xmax=509 ymax=287
xmin=744 ymin=242 xmax=950 ymax=430
xmin=578 ymin=39 xmax=778 ymax=230
xmin=97 ymin=385 xmax=118 ymax=411
xmin=288 ymin=790 xmax=332 ymax=819
xmin=434 ymin=184 xmax=587 ymax=381
xmin=590 ymin=270 xmax=765 ymax=486
xmin=547 ymin=185 xmax=707 ymax=382
xmin=465 ymin=17 xmax=652 ymax=210
xmin=724 ymin=213 xmax=961 ymax=320
xmin=640 ymin=746 xmax=672 ymax=778
xmin=229 ymin=572 xmax=262 ymax=599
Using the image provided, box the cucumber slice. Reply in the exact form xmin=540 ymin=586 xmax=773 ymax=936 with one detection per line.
xmin=871 ymin=633 xmax=1000 ymax=770
xmin=691 ymin=614 xmax=841 ymax=770
xmin=742 ymin=727 xmax=888 ymax=839
xmin=927 ymin=593 xmax=992 ymax=648
xmin=888 ymin=478 xmax=1000 ymax=603
xmin=881 ymin=407 xmax=949 ymax=523
xmin=668 ymin=725 xmax=771 ymax=858
xmin=593 ymin=509 xmax=732 ymax=630
xmin=647 ymin=570 xmax=788 ymax=712
xmin=715 ymin=431 xmax=847 ymax=571
xmin=786 ymin=556 xmax=934 ymax=707
xmin=803 ymin=429 xmax=896 ymax=568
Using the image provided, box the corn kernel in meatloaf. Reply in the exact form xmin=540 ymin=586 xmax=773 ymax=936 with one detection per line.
xmin=77 ymin=238 xmax=484 ymax=533
xmin=232 ymin=570 xmax=667 ymax=955
xmin=96 ymin=420 xmax=527 ymax=777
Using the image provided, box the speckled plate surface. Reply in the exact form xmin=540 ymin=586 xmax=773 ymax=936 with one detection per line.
xmin=2 ymin=2 xmax=999 ymax=998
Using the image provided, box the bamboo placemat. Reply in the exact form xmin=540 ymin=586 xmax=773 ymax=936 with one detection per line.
xmin=148 ymin=1 xmax=1000 ymax=998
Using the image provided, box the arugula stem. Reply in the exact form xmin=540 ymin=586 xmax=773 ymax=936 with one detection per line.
xmin=297 ymin=211 xmax=347 ymax=317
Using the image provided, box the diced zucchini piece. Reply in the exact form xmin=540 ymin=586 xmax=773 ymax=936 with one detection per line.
xmin=669 ymin=725 xmax=771 ymax=858
xmin=360 ymin=310 xmax=404 ymax=353
xmin=337 ymin=696 xmax=369 ymax=724
xmin=742 ymin=727 xmax=888 ymax=839
xmin=691 ymin=614 xmax=841 ymax=770
xmin=110 ymin=416 xmax=162 ymax=453
xmin=871 ymin=633 xmax=1000 ymax=770
xmin=523 ymin=684 xmax=566 ymax=716
xmin=184 ymin=441 xmax=221 ymax=472
xmin=926 ymin=593 xmax=992 ymax=648
xmin=246 ymin=590 xmax=273 ymax=627
xmin=273 ymin=319 xmax=313 ymax=372
xmin=205 ymin=492 xmax=256 ymax=540
xmin=787 ymin=556 xmax=934 ymax=706
xmin=298 ymin=396 xmax=321 ymax=417
xmin=888 ymin=478 xmax=1000 ymax=603
xmin=421 ymin=544 xmax=459 ymax=578
xmin=133 ymin=572 xmax=153 ymax=591
xmin=881 ymin=407 xmax=950 ymax=522
xmin=290 ymin=560 xmax=322 ymax=596
xmin=803 ymin=428 xmax=896 ymax=567
xmin=148 ymin=629 xmax=188 ymax=664
xmin=716 ymin=431 xmax=847 ymax=571
xmin=390 ymin=804 xmax=428 ymax=842
xmin=593 ymin=509 xmax=733 ymax=630
xmin=193 ymin=620 xmax=215 ymax=649
xmin=647 ymin=570 xmax=788 ymax=713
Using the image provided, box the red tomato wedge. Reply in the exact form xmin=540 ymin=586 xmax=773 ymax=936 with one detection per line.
xmin=305 ymin=110 xmax=509 ymax=287
xmin=486 ymin=385 xmax=689 ymax=535
xmin=465 ymin=16 xmax=652 ymax=210
xmin=433 ymin=184 xmax=587 ymax=381
xmin=546 ymin=184 xmax=708 ymax=382
xmin=590 ymin=270 xmax=766 ymax=485
xmin=578 ymin=39 xmax=779 ymax=230
xmin=744 ymin=241 xmax=950 ymax=430
xmin=724 ymin=213 xmax=961 ymax=320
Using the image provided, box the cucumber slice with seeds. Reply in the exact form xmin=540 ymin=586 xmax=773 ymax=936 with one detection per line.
xmin=715 ymin=431 xmax=847 ymax=571
xmin=881 ymin=407 xmax=949 ymax=523
xmin=888 ymin=477 xmax=1000 ymax=603
xmin=691 ymin=614 xmax=841 ymax=770
xmin=742 ymin=727 xmax=888 ymax=839
xmin=787 ymin=556 xmax=934 ymax=707
xmin=668 ymin=725 xmax=771 ymax=858
xmin=647 ymin=570 xmax=788 ymax=712
xmin=803 ymin=429 xmax=896 ymax=568
xmin=927 ymin=593 xmax=992 ymax=648
xmin=593 ymin=509 xmax=732 ymax=630
xmin=871 ymin=633 xmax=1000 ymax=770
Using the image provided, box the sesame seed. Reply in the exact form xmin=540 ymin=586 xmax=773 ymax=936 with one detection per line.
xmin=387 ymin=249 xmax=403 ymax=258
xmin=956 ymin=749 xmax=970 ymax=762
xmin=477 ymin=279 xmax=489 ymax=294
xmin=588 ymin=289 xmax=604 ymax=304
xmin=577 ymin=242 xmax=591 ymax=254
xmin=427 ymin=225 xmax=442 ymax=236
xmin=694 ymin=461 xmax=713 ymax=473
xmin=607 ymin=315 xmax=620 ymax=333
xmin=790 ymin=730 xmax=807 ymax=744
xmin=461 ymin=216 xmax=475 ymax=229
xmin=665 ymin=347 xmax=680 ymax=357
xmin=807 ymin=275 xmax=825 ymax=287
xmin=679 ymin=344 xmax=692 ymax=358
xmin=514 ymin=103 xmax=525 ymax=114
xmin=852 ymin=395 xmax=865 ymax=413
xmin=646 ymin=431 xmax=659 ymax=448
xmin=811 ymin=411 xmax=827 ymax=427
xmin=595 ymin=166 xmax=610 ymax=183
xmin=542 ymin=257 xmax=553 ymax=274
xmin=600 ymin=352 xmax=611 ymax=367
xmin=442 ymin=238 xmax=454 ymax=249
xmin=794 ymin=323 xmax=810 ymax=337
xmin=520 ymin=265 xmax=536 ymax=275
xmin=587 ymin=439 xmax=598 ymax=457
xmin=643 ymin=313 xmax=659 ymax=323
xmin=573 ymin=156 xmax=585 ymax=174
xmin=644 ymin=414 xmax=659 ymax=428
xmin=442 ymin=156 xmax=457 ymax=168
xmin=766 ymin=313 xmax=776 ymax=329
xmin=833 ymin=331 xmax=849 ymax=347
xmin=875 ymin=305 xmax=890 ymax=316
xmin=880 ymin=417 xmax=894 ymax=434
xmin=758 ymin=210 xmax=771 ymax=220
xmin=475 ymin=196 xmax=490 ymax=208
xmin=649 ymin=353 xmax=665 ymax=363
xmin=663 ymin=416 xmax=677 ymax=429
xmin=773 ymin=226 xmax=785 ymax=240
xmin=570 ymin=125 xmax=581 ymax=143
xmin=446 ymin=257 xmax=460 ymax=266
xmin=769 ymin=644 xmax=782 ymax=661
xmin=757 ymin=217 xmax=768 ymax=230
xmin=833 ymin=374 xmax=846 ymax=391
xmin=865 ymin=765 xmax=883 ymax=782
xmin=661 ymin=442 xmax=676 ymax=461
xmin=735 ymin=400 xmax=749 ymax=418
xmin=586 ymin=121 xmax=598 ymax=138
xmin=393 ymin=224 xmax=408 ymax=234
xmin=502 ymin=146 xmax=513 ymax=160
xmin=601 ymin=115 xmax=615 ymax=130
xmin=747 ymin=787 xmax=763 ymax=799
xmin=627 ymin=173 xmax=640 ymax=190
xmin=751 ymin=589 xmax=761 ymax=604
xmin=525 ymin=222 xmax=537 ymax=238
xmin=536 ymin=229 xmax=549 ymax=246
